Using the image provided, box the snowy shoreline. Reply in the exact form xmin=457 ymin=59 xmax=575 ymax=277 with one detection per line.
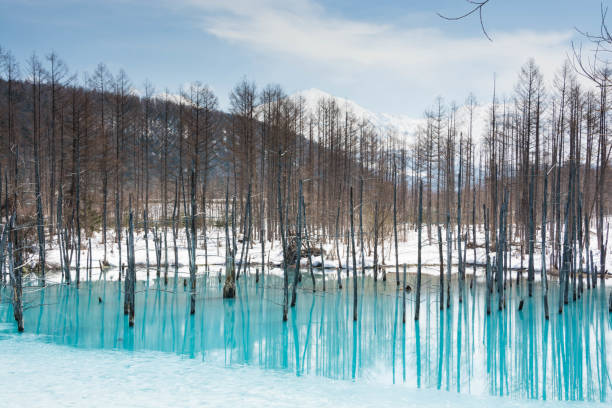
xmin=29 ymin=225 xmax=610 ymax=284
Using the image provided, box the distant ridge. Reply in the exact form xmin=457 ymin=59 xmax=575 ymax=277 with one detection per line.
xmin=289 ymin=88 xmax=491 ymax=145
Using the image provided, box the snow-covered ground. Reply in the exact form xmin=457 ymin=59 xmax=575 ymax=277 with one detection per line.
xmin=39 ymin=223 xmax=611 ymax=284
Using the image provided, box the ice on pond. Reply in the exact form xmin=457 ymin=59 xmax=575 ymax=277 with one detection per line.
xmin=1 ymin=271 xmax=611 ymax=406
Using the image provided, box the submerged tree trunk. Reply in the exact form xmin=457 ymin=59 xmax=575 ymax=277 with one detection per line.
xmin=457 ymin=147 xmax=463 ymax=303
xmin=172 ymin=181 xmax=179 ymax=278
xmin=359 ymin=177 xmax=365 ymax=274
xmin=402 ymin=263 xmax=407 ymax=323
xmin=350 ymin=186 xmax=358 ymax=321
xmin=301 ymin=191 xmax=315 ymax=291
xmin=446 ymin=212 xmax=452 ymax=310
xmin=484 ymin=206 xmax=491 ymax=315
xmin=237 ymin=184 xmax=252 ymax=280
xmin=373 ymin=201 xmax=379 ymax=282
xmin=8 ymin=215 xmax=23 ymax=332
xmin=497 ymin=190 xmax=509 ymax=311
xmin=189 ymin=170 xmax=197 ymax=315
xmin=0 ymin=221 xmax=8 ymax=286
xmin=472 ymin=183 xmax=476 ymax=291
xmin=223 ymin=183 xmax=236 ymax=299
xmin=34 ymin=127 xmax=45 ymax=285
xmin=437 ymin=224 xmax=444 ymax=310
xmin=153 ymin=225 xmax=162 ymax=279
xmin=335 ymin=205 xmax=342 ymax=270
xmin=320 ymin=241 xmax=325 ymax=291
xmin=277 ymin=152 xmax=289 ymax=321
xmin=290 ymin=180 xmax=303 ymax=307
xmin=127 ymin=207 xmax=135 ymax=327
xmin=144 ymin=209 xmax=150 ymax=276
xmin=415 ymin=181 xmax=423 ymax=321
xmin=57 ymin=190 xmax=72 ymax=284
xmin=542 ymin=172 xmax=549 ymax=319
xmin=393 ymin=170 xmax=399 ymax=286
xmin=528 ymin=168 xmax=535 ymax=297
xmin=88 ymin=238 xmax=92 ymax=281
xmin=259 ymin=132 xmax=265 ymax=283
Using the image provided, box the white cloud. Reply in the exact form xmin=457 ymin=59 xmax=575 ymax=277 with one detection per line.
xmin=169 ymin=0 xmax=576 ymax=113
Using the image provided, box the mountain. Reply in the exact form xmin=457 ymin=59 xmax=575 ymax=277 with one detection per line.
xmin=289 ymin=88 xmax=491 ymax=145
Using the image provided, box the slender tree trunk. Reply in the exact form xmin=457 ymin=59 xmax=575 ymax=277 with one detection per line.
xmin=302 ymin=192 xmax=315 ymax=291
xmin=542 ymin=172 xmax=549 ymax=319
xmin=393 ymin=170 xmax=399 ymax=286
xmin=9 ymin=234 xmax=23 ymax=332
xmin=223 ymin=182 xmax=236 ymax=299
xmin=446 ymin=212 xmax=452 ymax=309
xmin=190 ymin=170 xmax=197 ymax=315
xmin=373 ymin=201 xmax=379 ymax=282
xmin=350 ymin=186 xmax=358 ymax=321
xmin=290 ymin=180 xmax=303 ymax=307
xmin=402 ymin=263 xmax=407 ymax=323
xmin=335 ymin=204 xmax=342 ymax=270
xmin=528 ymin=167 xmax=535 ymax=297
xmin=484 ymin=206 xmax=491 ymax=315
xmin=278 ymin=152 xmax=288 ymax=321
xmin=359 ymin=177 xmax=365 ymax=274
xmin=127 ymin=207 xmax=135 ymax=327
xmin=415 ymin=181 xmax=423 ymax=320
xmin=320 ymin=241 xmax=325 ymax=291
xmin=457 ymin=145 xmax=463 ymax=303
xmin=144 ymin=210 xmax=149 ymax=276
xmin=437 ymin=224 xmax=444 ymax=310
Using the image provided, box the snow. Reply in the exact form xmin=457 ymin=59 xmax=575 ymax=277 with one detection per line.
xmin=289 ymin=88 xmax=491 ymax=146
xmin=39 ymin=222 xmax=611 ymax=285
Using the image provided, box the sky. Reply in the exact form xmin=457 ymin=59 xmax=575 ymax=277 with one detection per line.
xmin=0 ymin=0 xmax=607 ymax=116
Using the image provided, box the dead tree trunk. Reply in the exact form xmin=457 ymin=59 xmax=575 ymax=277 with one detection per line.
xmin=335 ymin=205 xmax=342 ymax=270
xmin=437 ymin=224 xmax=444 ymax=310
xmin=143 ymin=210 xmax=149 ymax=276
xmin=350 ymin=186 xmax=358 ymax=321
xmin=153 ymin=225 xmax=162 ymax=279
xmin=172 ymin=180 xmax=179 ymax=277
xmin=542 ymin=172 xmax=549 ymax=319
xmin=320 ymin=241 xmax=325 ymax=291
xmin=457 ymin=145 xmax=463 ymax=303
xmin=277 ymin=151 xmax=288 ymax=321
xmin=127 ymin=207 xmax=135 ymax=327
xmin=223 ymin=183 xmax=236 ymax=299
xmin=484 ymin=206 xmax=491 ymax=315
xmin=415 ymin=181 xmax=423 ymax=321
xmin=301 ymin=191 xmax=315 ymax=291
xmin=393 ymin=169 xmax=399 ymax=286
xmin=528 ymin=167 xmax=535 ymax=297
xmin=402 ymin=263 xmax=407 ymax=323
xmin=8 ymin=215 xmax=23 ymax=332
xmin=446 ymin=212 xmax=452 ymax=310
xmin=359 ymin=177 xmax=365 ymax=274
xmin=189 ymin=170 xmax=197 ymax=315
xmin=373 ymin=201 xmax=379 ymax=282
xmin=290 ymin=180 xmax=303 ymax=308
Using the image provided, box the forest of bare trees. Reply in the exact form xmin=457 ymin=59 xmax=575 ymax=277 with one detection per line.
xmin=0 ymin=32 xmax=611 ymax=327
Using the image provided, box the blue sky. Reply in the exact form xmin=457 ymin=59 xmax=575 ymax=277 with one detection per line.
xmin=0 ymin=0 xmax=606 ymax=116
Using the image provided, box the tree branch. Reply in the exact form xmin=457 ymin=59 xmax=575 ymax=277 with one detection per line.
xmin=437 ymin=0 xmax=493 ymax=41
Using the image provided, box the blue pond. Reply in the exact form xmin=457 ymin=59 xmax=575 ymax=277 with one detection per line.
xmin=1 ymin=270 xmax=611 ymax=406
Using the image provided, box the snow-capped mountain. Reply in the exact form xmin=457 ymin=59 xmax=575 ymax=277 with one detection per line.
xmin=289 ymin=88 xmax=491 ymax=145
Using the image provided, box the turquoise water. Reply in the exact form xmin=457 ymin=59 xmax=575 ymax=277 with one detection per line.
xmin=1 ymin=271 xmax=611 ymax=405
